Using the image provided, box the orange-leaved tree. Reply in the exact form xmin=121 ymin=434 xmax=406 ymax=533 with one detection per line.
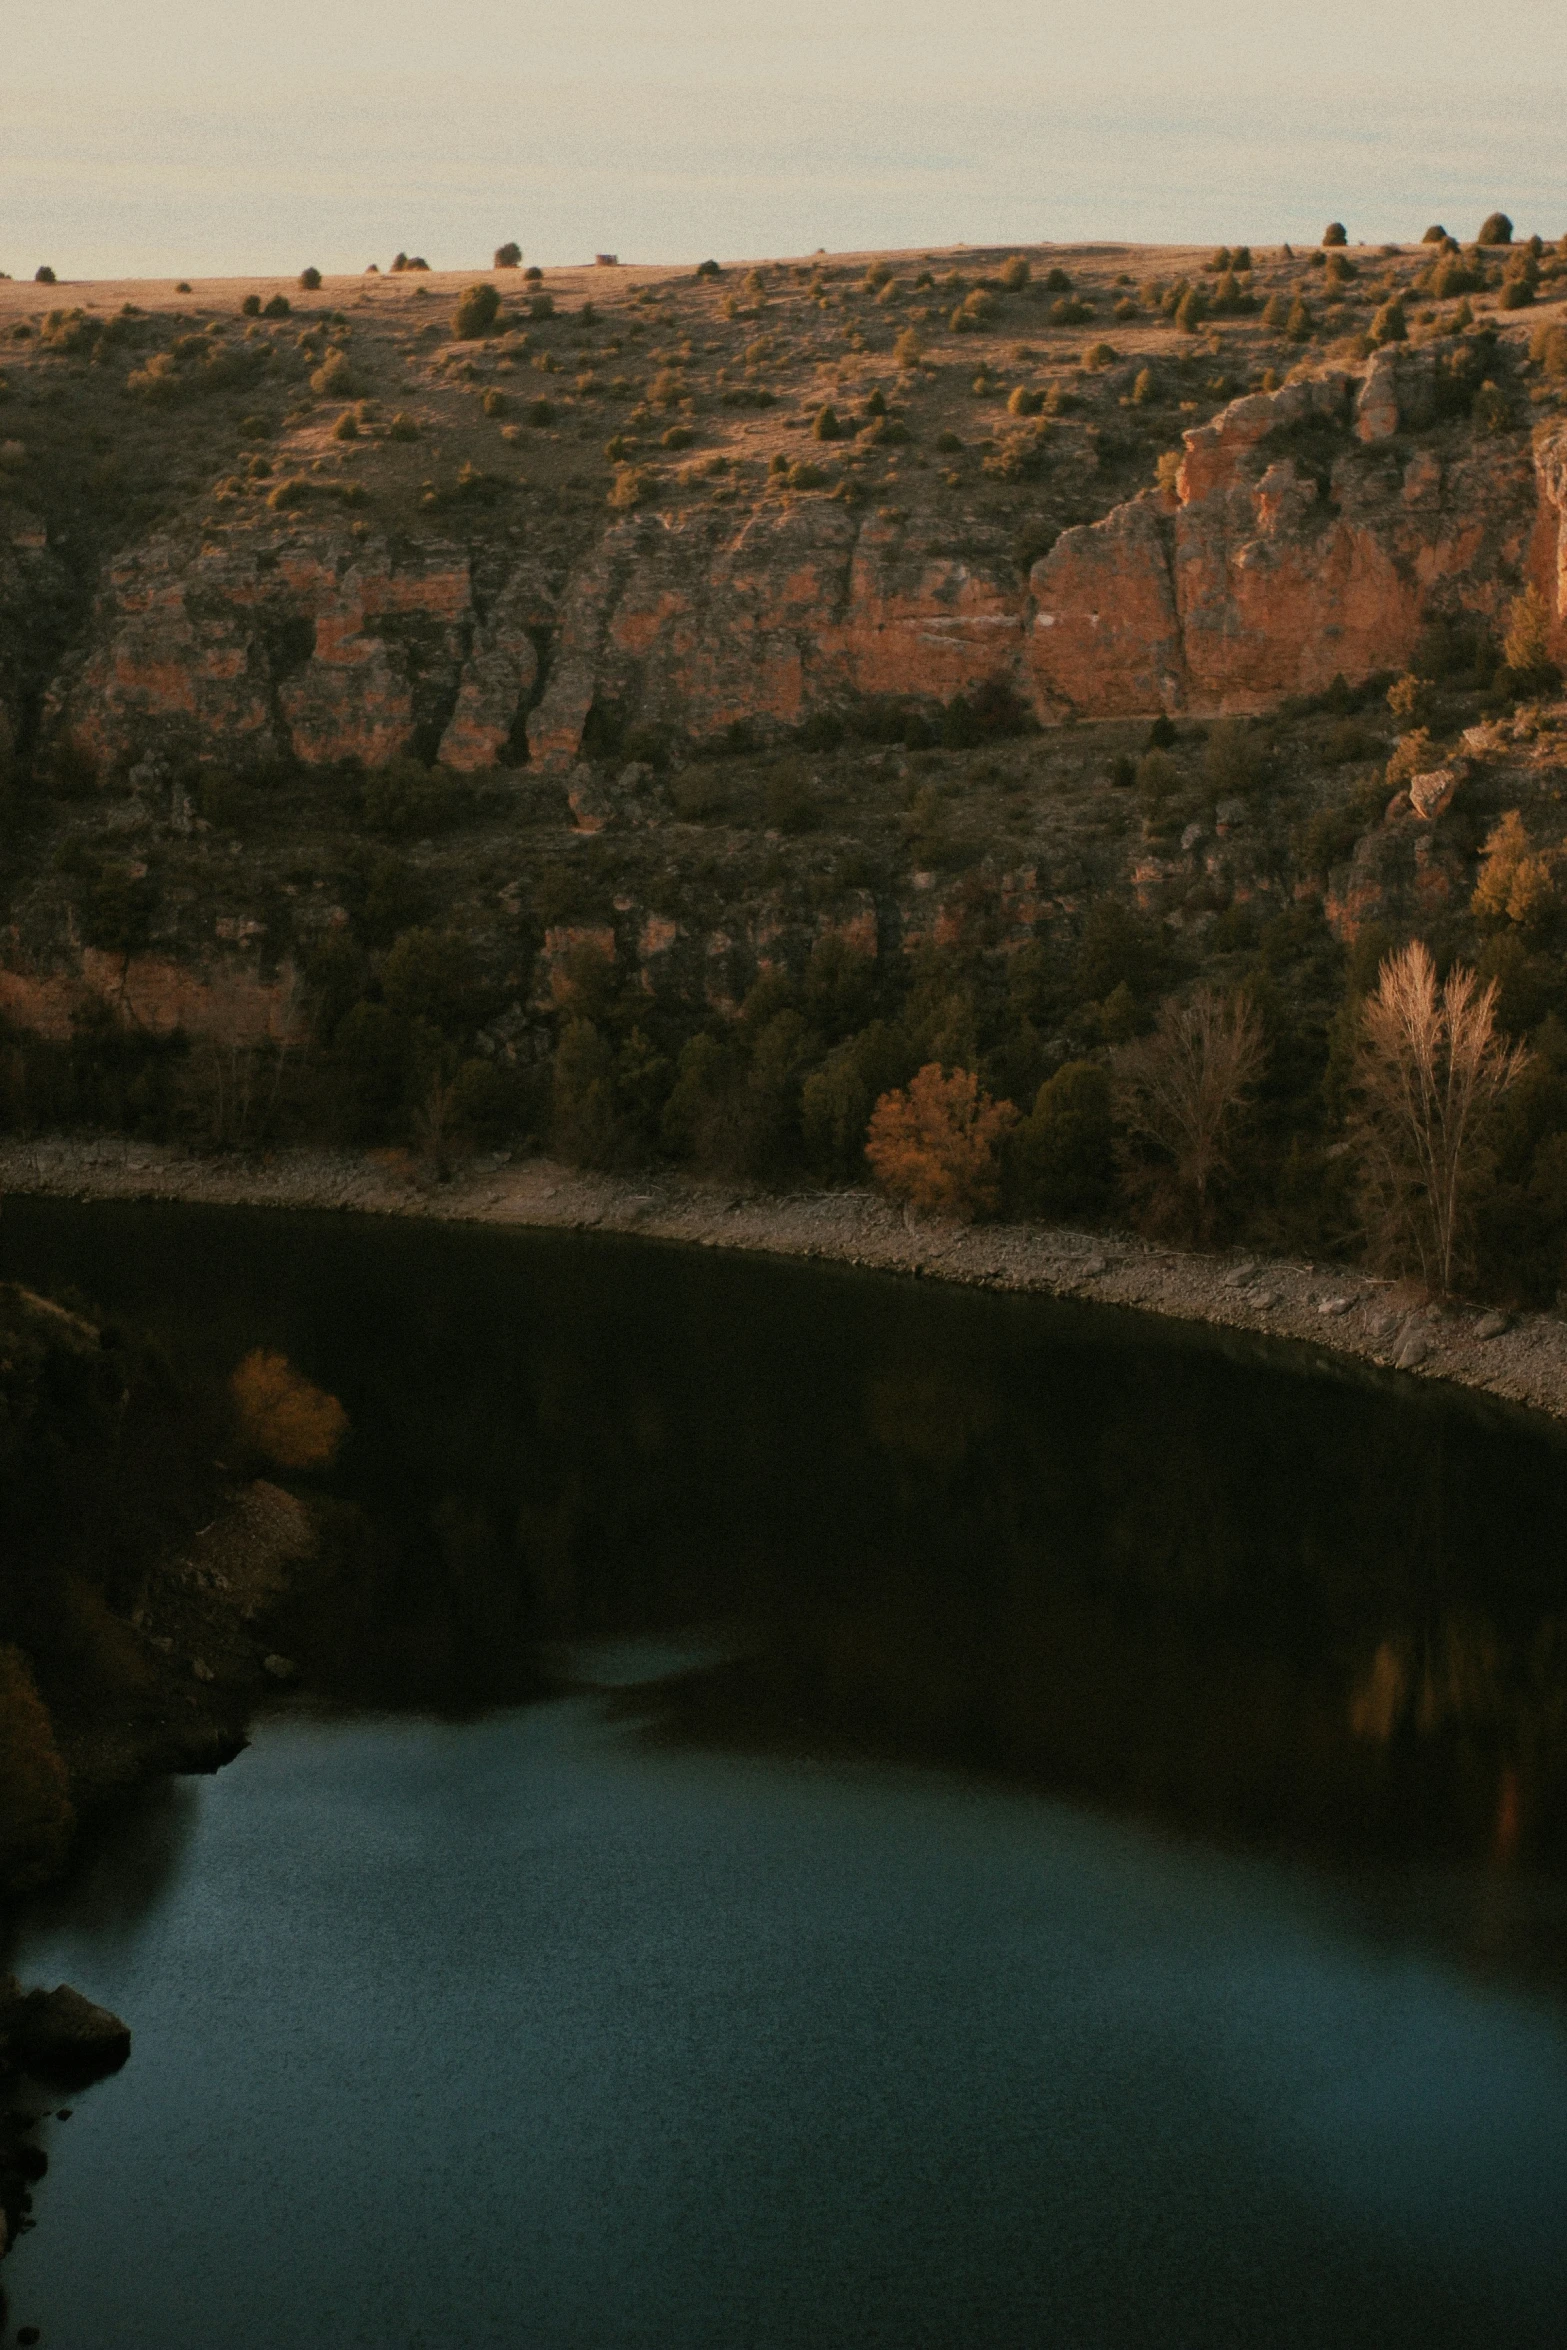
xmin=231 ymin=1350 xmax=350 ymax=1470
xmin=865 ymin=1063 xmax=1016 ymax=1221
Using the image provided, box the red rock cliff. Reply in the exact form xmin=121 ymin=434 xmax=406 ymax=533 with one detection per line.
xmin=50 ymin=361 xmax=1567 ymax=777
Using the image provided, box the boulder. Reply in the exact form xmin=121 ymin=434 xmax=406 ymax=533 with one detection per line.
xmin=1 ymin=1982 xmax=131 ymax=2085
xmin=1408 ymin=764 xmax=1462 ymax=820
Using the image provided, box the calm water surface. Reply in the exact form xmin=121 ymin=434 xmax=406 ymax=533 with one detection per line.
xmin=3 ymin=1200 xmax=1567 ymax=2344
xmin=9 ymin=1688 xmax=1567 ymax=2350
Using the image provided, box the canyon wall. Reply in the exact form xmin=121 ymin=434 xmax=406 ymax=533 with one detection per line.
xmin=47 ymin=353 xmax=1567 ymax=782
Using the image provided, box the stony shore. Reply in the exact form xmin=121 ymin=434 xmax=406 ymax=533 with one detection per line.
xmin=6 ymin=1135 xmax=1567 ymax=1426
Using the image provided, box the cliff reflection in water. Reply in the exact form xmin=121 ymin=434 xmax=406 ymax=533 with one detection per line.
xmin=6 ymin=1199 xmax=1567 ymax=1872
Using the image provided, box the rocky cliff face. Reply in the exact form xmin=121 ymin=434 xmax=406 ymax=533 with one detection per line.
xmin=46 ymin=357 xmax=1567 ymax=781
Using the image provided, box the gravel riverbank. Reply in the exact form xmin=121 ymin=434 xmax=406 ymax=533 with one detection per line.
xmin=6 ymin=1135 xmax=1567 ymax=1425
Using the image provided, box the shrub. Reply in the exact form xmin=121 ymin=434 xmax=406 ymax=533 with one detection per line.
xmin=1208 ymin=271 xmax=1251 ymax=316
xmin=1384 ymin=727 xmax=1433 ymax=787
xmin=1530 ymin=321 xmax=1567 ymax=378
xmin=1322 ymin=222 xmax=1348 ymax=247
xmin=1422 ymin=224 xmax=1448 ymax=244
xmin=528 ymin=291 xmax=555 ymax=321
xmin=481 ymin=386 xmax=510 ymax=417
xmin=1007 ymin=383 xmax=1042 ymax=416
xmin=999 ymin=254 xmax=1031 ymax=291
xmin=811 ymin=403 xmax=842 ymax=441
xmin=1285 ymin=297 xmax=1315 ymax=342
xmin=1175 ymin=288 xmax=1207 ymax=333
xmin=332 ymin=410 xmax=358 ymax=441
xmin=935 ymin=428 xmax=963 ymax=453
xmin=1203 ymin=719 xmax=1263 ymax=797
xmin=1502 ymin=585 xmax=1558 ymax=685
xmin=388 ymin=410 xmax=420 ymax=440
xmin=1043 ymin=267 xmax=1072 ymax=292
xmin=763 ymin=765 xmax=817 ymax=833
xmin=1426 ymin=252 xmax=1483 ymax=299
xmin=1050 ymin=296 xmax=1095 ymax=327
xmin=695 ymin=258 xmax=721 ymax=279
xmin=894 ymin=327 xmax=923 ymax=367
xmin=952 ymin=288 xmax=998 ymax=331
xmin=1130 ymin=366 xmax=1157 ymax=406
xmin=265 ymin=475 xmax=318 ymax=510
xmin=1137 ymin=746 xmax=1179 ymax=807
xmin=607 ymin=463 xmax=653 ymax=508
xmin=34 ymin=264 xmax=56 ymax=284
xmin=494 ymin=242 xmax=522 ymax=269
xmin=310 ymin=349 xmax=359 ymax=395
xmin=299 ymin=265 xmax=322 ymax=290
xmin=1477 ymin=212 xmax=1513 ymax=246
xmin=661 ymin=423 xmax=694 ymax=449
xmin=1473 ymin=378 xmax=1511 ymax=434
xmin=454 ymin=281 xmax=502 ymax=339
xmin=262 ymin=293 xmax=291 ymax=318
xmin=1082 ymin=340 xmax=1117 ymax=369
xmin=1472 ymin=808 xmax=1559 ymax=924
xmin=1371 ymin=297 xmax=1407 ymax=345
xmin=241 ymin=293 xmax=262 ymax=317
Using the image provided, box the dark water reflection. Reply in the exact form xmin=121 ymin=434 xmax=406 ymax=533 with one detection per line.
xmin=6 ymin=1197 xmax=1567 ymax=1876
xmin=3 ymin=1202 xmax=1567 ymax=2346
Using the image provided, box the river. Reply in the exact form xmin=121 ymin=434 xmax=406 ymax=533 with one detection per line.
xmin=2 ymin=1201 xmax=1566 ymax=2344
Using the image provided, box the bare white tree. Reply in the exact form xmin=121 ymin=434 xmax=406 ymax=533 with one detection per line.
xmin=1350 ymin=940 xmax=1529 ymax=1293
xmin=1114 ymin=986 xmax=1266 ymax=1237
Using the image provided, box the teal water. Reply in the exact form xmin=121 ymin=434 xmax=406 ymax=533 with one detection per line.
xmin=7 ymin=1690 xmax=1567 ymax=2349
xmin=4 ymin=1199 xmax=1567 ymax=2343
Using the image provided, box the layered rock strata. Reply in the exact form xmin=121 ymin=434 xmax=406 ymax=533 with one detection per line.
xmin=50 ymin=357 xmax=1567 ymax=779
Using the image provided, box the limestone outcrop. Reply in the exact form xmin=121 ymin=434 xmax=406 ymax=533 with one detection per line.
xmin=43 ymin=362 xmax=1567 ymax=778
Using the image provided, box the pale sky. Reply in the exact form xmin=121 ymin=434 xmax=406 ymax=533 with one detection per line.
xmin=4 ymin=1 xmax=1564 ymax=280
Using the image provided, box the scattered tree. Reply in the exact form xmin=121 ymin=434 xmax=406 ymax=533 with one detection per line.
xmin=453 ymin=281 xmax=502 ymax=339
xmin=1502 ymin=585 xmax=1558 ymax=688
xmin=1114 ymin=987 xmax=1266 ymax=1238
xmin=1476 ymin=212 xmax=1513 ymax=246
xmin=493 ymin=242 xmax=522 ymax=269
xmin=1472 ymin=810 xmax=1558 ymax=926
xmin=1349 ymin=941 xmax=1529 ymax=1292
xmin=1014 ymin=1060 xmax=1113 ymax=1217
